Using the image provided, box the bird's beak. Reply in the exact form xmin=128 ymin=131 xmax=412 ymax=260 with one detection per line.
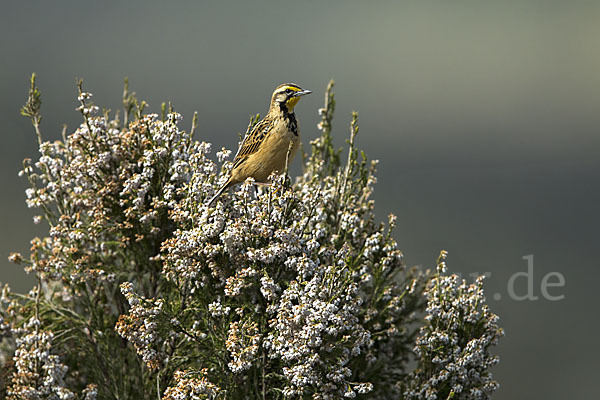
xmin=295 ymin=89 xmax=312 ymax=97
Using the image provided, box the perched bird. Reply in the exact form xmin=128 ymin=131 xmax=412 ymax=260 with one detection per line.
xmin=207 ymin=83 xmax=311 ymax=206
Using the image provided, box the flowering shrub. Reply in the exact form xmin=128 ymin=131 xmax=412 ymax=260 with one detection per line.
xmin=403 ymin=252 xmax=503 ymax=400
xmin=0 ymin=76 xmax=502 ymax=399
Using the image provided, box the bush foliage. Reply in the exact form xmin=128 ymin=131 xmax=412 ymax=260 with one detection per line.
xmin=0 ymin=76 xmax=503 ymax=399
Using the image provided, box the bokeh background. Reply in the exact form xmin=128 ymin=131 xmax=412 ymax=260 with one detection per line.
xmin=1 ymin=1 xmax=598 ymax=398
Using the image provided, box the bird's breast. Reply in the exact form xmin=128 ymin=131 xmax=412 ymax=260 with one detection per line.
xmin=233 ymin=114 xmax=300 ymax=183
xmin=268 ymin=116 xmax=300 ymax=153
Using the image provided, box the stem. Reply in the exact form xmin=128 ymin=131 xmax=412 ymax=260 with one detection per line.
xmin=33 ymin=118 xmax=43 ymax=148
xmin=190 ymin=111 xmax=199 ymax=139
xmin=156 ymin=370 xmax=161 ymax=400
xmin=340 ymin=112 xmax=359 ymax=203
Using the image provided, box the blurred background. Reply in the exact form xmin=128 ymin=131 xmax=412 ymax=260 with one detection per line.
xmin=1 ymin=1 xmax=598 ymax=398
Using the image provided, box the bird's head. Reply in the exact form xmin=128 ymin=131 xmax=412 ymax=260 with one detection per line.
xmin=270 ymin=83 xmax=311 ymax=113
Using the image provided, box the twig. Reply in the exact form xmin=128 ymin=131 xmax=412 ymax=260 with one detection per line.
xmin=20 ymin=73 xmax=43 ymax=147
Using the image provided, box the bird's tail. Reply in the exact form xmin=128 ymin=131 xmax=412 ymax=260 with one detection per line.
xmin=206 ymin=180 xmax=231 ymax=207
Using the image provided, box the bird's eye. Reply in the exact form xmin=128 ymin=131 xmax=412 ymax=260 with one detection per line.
xmin=285 ymin=89 xmax=292 ymax=94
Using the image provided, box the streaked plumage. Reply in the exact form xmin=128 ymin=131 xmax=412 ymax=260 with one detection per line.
xmin=207 ymin=83 xmax=311 ymax=206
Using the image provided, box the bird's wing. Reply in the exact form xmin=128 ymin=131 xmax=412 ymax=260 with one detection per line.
xmin=232 ymin=116 xmax=272 ymax=169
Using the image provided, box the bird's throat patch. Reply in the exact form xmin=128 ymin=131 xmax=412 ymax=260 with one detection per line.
xmin=286 ymin=96 xmax=300 ymax=110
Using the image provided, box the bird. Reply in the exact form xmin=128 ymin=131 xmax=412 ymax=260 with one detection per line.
xmin=207 ymin=83 xmax=311 ymax=206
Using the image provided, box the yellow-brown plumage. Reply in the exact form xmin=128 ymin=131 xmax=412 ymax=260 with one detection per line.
xmin=207 ymin=83 xmax=311 ymax=206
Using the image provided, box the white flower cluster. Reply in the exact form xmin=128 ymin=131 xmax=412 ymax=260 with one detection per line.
xmin=6 ymin=318 xmax=76 ymax=400
xmin=116 ymin=282 xmax=166 ymax=370
xmin=226 ymin=320 xmax=261 ymax=373
xmin=0 ymin=284 xmax=12 ymax=335
xmin=265 ymin=263 xmax=370 ymax=398
xmin=162 ymin=370 xmax=220 ymax=400
xmin=16 ymin=100 xmax=194 ymax=283
xmin=404 ymin=252 xmax=504 ymax=400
